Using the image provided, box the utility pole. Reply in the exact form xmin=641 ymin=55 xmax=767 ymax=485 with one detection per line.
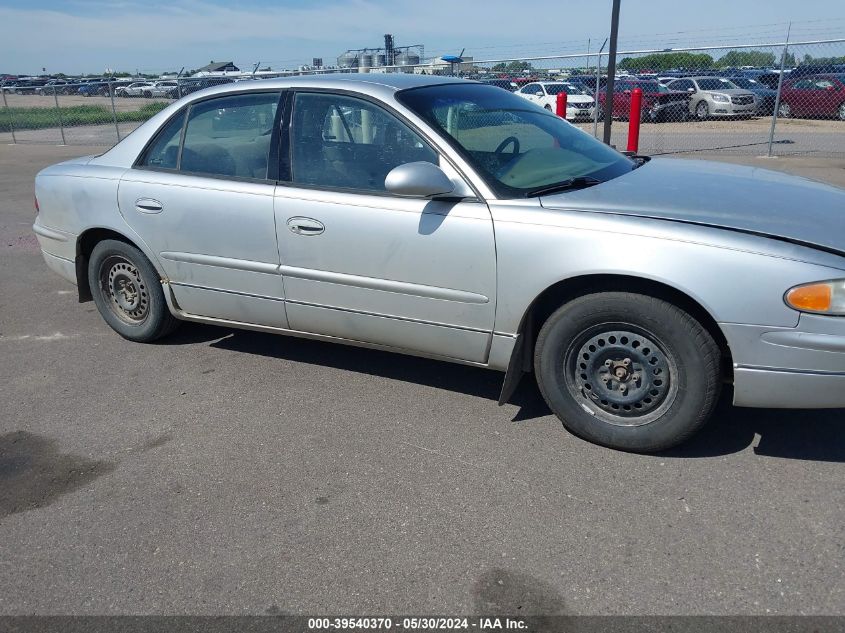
xmin=602 ymin=0 xmax=621 ymax=145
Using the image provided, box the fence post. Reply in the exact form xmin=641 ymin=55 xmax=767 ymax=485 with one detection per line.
xmin=1 ymin=84 xmax=17 ymax=144
xmin=602 ymin=0 xmax=621 ymax=145
xmin=53 ymin=86 xmax=66 ymax=145
xmin=108 ymin=81 xmax=121 ymax=143
xmin=767 ymin=22 xmax=791 ymax=157
xmin=593 ymin=39 xmax=607 ymax=138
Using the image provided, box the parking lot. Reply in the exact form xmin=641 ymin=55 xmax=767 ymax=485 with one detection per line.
xmin=0 ymin=143 xmax=843 ymax=615
xmin=3 ymin=89 xmax=843 ymax=156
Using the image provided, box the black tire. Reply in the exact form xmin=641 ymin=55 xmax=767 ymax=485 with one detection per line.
xmin=695 ymin=101 xmax=709 ymax=120
xmin=534 ymin=292 xmax=721 ymax=453
xmin=544 ymin=104 xmax=553 ymax=112
xmin=88 ymin=239 xmax=179 ymax=342
xmin=143 ymin=90 xmax=152 ymax=98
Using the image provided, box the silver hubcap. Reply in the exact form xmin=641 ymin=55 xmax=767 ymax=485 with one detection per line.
xmin=101 ymin=257 xmax=149 ymax=323
xmin=566 ymin=327 xmax=677 ymax=426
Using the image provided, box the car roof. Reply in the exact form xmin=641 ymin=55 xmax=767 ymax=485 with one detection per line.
xmin=187 ymin=72 xmax=473 ymax=97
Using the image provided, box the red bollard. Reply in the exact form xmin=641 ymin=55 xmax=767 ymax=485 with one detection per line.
xmin=627 ymin=87 xmax=643 ymax=153
xmin=556 ymin=91 xmax=567 ymax=118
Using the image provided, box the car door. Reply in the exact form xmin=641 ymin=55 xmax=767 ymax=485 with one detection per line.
xmin=786 ymin=79 xmax=813 ymax=116
xmin=118 ymin=90 xmax=288 ymax=328
xmin=273 ymin=90 xmax=497 ymax=363
xmin=669 ymin=80 xmax=694 ymax=113
xmin=811 ymin=78 xmax=841 ymax=116
xmin=519 ymin=83 xmax=537 ymax=104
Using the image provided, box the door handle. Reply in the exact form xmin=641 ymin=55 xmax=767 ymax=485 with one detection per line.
xmin=135 ymin=198 xmax=163 ymax=214
xmin=287 ymin=216 xmax=325 ymax=236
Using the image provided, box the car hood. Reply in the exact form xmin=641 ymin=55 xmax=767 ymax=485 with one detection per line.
xmin=539 ymin=157 xmax=845 ymax=255
xmin=706 ymin=89 xmax=755 ymax=96
xmin=565 ymin=95 xmax=594 ymax=104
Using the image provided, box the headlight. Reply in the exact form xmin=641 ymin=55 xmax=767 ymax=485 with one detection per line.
xmin=785 ymin=280 xmax=845 ymax=315
xmin=711 ymin=93 xmax=730 ymax=102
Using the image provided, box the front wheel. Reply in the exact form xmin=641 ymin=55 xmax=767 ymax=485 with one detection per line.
xmin=534 ymin=292 xmax=721 ymax=453
xmin=88 ymin=239 xmax=179 ymax=342
xmin=695 ymin=101 xmax=709 ymax=120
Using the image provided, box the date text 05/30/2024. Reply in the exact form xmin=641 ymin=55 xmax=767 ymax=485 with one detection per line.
xmin=307 ymin=617 xmax=528 ymax=630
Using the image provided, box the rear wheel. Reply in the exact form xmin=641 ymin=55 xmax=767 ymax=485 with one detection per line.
xmin=534 ymin=292 xmax=721 ymax=453
xmin=88 ymin=239 xmax=179 ymax=342
xmin=778 ymin=102 xmax=792 ymax=118
xmin=838 ymin=102 xmax=845 ymax=121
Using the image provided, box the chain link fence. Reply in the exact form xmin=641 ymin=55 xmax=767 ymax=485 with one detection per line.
xmin=2 ymin=38 xmax=844 ymax=157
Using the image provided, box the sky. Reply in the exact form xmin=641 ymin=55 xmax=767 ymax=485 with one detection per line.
xmin=1 ymin=0 xmax=844 ymax=75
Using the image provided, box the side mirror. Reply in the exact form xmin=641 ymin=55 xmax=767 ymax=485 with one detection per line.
xmin=385 ymin=162 xmax=456 ymax=198
xmin=687 ymin=87 xmax=695 ymax=92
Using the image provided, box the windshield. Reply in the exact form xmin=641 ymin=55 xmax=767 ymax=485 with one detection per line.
xmin=697 ymin=78 xmax=738 ymax=91
xmin=730 ymin=78 xmax=759 ymax=89
xmin=546 ymin=83 xmax=588 ymax=96
xmin=397 ymin=83 xmax=633 ymax=198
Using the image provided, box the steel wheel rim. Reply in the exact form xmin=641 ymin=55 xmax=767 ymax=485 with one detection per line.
xmin=563 ymin=324 xmax=679 ymax=427
xmin=99 ymin=255 xmax=149 ymax=325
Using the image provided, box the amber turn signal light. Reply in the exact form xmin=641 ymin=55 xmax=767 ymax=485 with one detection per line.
xmin=785 ymin=280 xmax=845 ymax=315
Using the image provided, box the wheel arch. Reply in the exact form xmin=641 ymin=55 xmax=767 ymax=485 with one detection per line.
xmin=75 ymin=227 xmax=162 ymax=303
xmin=507 ymin=273 xmax=733 ymax=385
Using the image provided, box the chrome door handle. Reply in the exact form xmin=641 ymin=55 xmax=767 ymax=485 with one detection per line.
xmin=287 ymin=216 xmax=325 ymax=236
xmin=135 ymin=198 xmax=163 ymax=214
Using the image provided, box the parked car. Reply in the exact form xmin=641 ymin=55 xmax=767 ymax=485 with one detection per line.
xmin=516 ymin=81 xmax=595 ymax=120
xmin=78 ymin=80 xmax=115 ymax=97
xmin=33 ymin=75 xmax=845 ymax=453
xmin=598 ymin=79 xmax=690 ymax=122
xmin=565 ymin=75 xmax=607 ymax=95
xmin=149 ymin=81 xmax=180 ymax=98
xmin=9 ymin=79 xmax=49 ymax=95
xmin=778 ymin=74 xmax=845 ymax=120
xmin=116 ymin=82 xmax=155 ymax=97
xmin=787 ymin=64 xmax=845 ymax=80
xmin=666 ymin=76 xmax=757 ymax=119
xmin=480 ymin=78 xmax=518 ymax=92
xmin=724 ymin=76 xmax=778 ymax=115
xmin=177 ymin=76 xmax=234 ymax=95
xmin=35 ymin=80 xmax=73 ymax=96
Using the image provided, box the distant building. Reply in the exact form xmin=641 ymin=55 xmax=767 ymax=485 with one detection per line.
xmin=192 ymin=61 xmax=240 ymax=77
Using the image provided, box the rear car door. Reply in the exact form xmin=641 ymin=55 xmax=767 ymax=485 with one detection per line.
xmin=811 ymin=78 xmax=841 ymax=116
xmin=274 ymin=90 xmax=497 ymax=363
xmin=118 ymin=91 xmax=288 ymax=328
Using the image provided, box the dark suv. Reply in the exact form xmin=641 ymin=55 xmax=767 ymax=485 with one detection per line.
xmin=178 ymin=77 xmax=235 ymax=96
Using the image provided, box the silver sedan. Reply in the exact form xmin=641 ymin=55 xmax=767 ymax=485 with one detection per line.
xmin=33 ymin=74 xmax=845 ymax=452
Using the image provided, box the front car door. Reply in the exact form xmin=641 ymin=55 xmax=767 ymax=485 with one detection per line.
xmin=810 ymin=77 xmax=842 ymax=116
xmin=274 ymin=90 xmax=497 ymax=363
xmin=117 ymin=90 xmax=288 ymax=328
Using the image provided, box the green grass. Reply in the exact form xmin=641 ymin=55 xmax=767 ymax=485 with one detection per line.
xmin=0 ymin=102 xmax=168 ymax=132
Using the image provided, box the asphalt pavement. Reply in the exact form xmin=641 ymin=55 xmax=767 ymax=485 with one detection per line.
xmin=0 ymin=144 xmax=843 ymax=616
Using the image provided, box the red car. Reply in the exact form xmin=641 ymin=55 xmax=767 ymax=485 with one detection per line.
xmin=597 ymin=80 xmax=690 ymax=122
xmin=778 ymin=74 xmax=845 ymax=120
